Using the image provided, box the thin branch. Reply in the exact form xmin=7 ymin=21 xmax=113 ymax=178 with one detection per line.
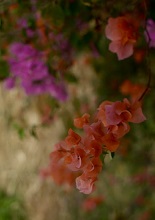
xmin=138 ymin=0 xmax=151 ymax=101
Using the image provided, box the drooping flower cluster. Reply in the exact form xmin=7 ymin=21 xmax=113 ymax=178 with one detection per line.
xmin=5 ymin=42 xmax=68 ymax=101
xmin=42 ymin=97 xmax=146 ymax=194
xmin=105 ymin=15 xmax=141 ymax=60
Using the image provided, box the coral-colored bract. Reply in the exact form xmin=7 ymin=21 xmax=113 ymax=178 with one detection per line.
xmin=42 ymin=97 xmax=146 ymax=194
xmin=105 ymin=15 xmax=141 ymax=60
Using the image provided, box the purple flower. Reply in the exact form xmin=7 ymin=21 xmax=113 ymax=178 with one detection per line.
xmin=21 ymin=75 xmax=68 ymax=101
xmin=9 ymin=42 xmax=38 ymax=61
xmin=9 ymin=43 xmax=48 ymax=80
xmin=21 ymin=76 xmax=50 ymax=95
xmin=145 ymin=19 xmax=155 ymax=48
xmin=6 ymin=42 xmax=68 ymax=101
xmin=48 ymin=81 xmax=68 ymax=101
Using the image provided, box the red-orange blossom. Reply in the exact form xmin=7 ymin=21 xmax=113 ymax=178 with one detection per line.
xmin=41 ymin=96 xmax=146 ymax=194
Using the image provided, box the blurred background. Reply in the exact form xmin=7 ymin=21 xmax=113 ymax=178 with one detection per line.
xmin=0 ymin=0 xmax=155 ymax=219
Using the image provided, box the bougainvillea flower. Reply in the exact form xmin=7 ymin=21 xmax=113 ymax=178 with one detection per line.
xmin=84 ymin=121 xmax=106 ymax=144
xmin=65 ymin=129 xmax=81 ymax=146
xmin=123 ymin=99 xmax=146 ymax=123
xmin=5 ymin=42 xmax=68 ymax=101
xmin=145 ymin=19 xmax=155 ymax=48
xmin=97 ymin=99 xmax=146 ymax=127
xmin=43 ymin=96 xmax=146 ymax=193
xmin=76 ymin=174 xmax=96 ymax=194
xmin=74 ymin=113 xmax=90 ymax=128
xmin=41 ymin=147 xmax=81 ymax=186
xmin=105 ymin=16 xmax=139 ymax=60
xmin=97 ymin=100 xmax=131 ymax=127
xmin=108 ymin=122 xmax=130 ymax=139
xmin=87 ymin=139 xmax=102 ymax=157
xmin=65 ymin=147 xmax=87 ymax=171
xmin=41 ymin=160 xmax=78 ymax=186
xmin=102 ymin=133 xmax=120 ymax=152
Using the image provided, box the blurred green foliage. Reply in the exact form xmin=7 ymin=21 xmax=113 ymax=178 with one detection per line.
xmin=0 ymin=190 xmax=27 ymax=220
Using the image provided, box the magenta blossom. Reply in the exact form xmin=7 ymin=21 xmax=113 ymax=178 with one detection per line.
xmin=5 ymin=42 xmax=68 ymax=101
xmin=145 ymin=19 xmax=155 ymax=48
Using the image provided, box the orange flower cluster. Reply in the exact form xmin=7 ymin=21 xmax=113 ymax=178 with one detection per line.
xmin=42 ymin=98 xmax=146 ymax=194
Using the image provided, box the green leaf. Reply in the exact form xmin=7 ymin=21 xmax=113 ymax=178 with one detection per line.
xmin=0 ymin=61 xmax=9 ymax=80
xmin=111 ymin=152 xmax=115 ymax=158
xmin=13 ymin=123 xmax=25 ymax=139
